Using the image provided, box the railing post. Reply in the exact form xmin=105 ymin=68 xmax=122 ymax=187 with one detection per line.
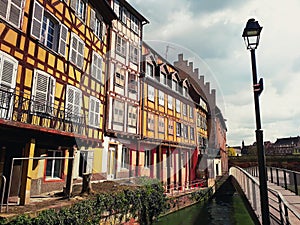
xmin=284 ymin=204 xmax=290 ymax=225
xmin=283 ymin=170 xmax=287 ymax=190
xmin=293 ymin=172 xmax=298 ymax=195
xmin=278 ymin=195 xmax=284 ymax=225
xmin=270 ymin=167 xmax=273 ymax=183
xmin=276 ymin=168 xmax=279 ymax=186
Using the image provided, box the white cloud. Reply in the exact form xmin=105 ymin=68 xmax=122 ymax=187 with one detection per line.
xmin=128 ymin=0 xmax=300 ymax=146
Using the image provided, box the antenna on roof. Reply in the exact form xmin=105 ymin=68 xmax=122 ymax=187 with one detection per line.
xmin=165 ymin=45 xmax=176 ymax=60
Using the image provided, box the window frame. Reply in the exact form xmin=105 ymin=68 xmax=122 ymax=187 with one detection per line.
xmin=176 ymin=99 xmax=181 ymax=113
xmin=113 ymin=100 xmax=124 ymax=125
xmin=89 ymin=96 xmax=100 ymax=128
xmin=70 ymin=32 xmax=85 ymax=68
xmin=158 ymin=116 xmax=164 ymax=134
xmin=147 ymin=85 xmax=155 ymax=102
xmin=0 ymin=0 xmax=24 ymax=28
xmin=168 ymin=120 xmax=174 ymax=136
xmin=158 ymin=90 xmax=164 ymax=106
xmin=176 ymin=122 xmax=181 ymax=137
xmin=127 ymin=104 xmax=137 ymax=128
xmin=45 ymin=150 xmax=64 ymax=180
xmin=129 ymin=45 xmax=138 ymax=64
xmin=116 ymin=35 xmax=126 ymax=57
xmin=121 ymin=147 xmax=129 ymax=169
xmin=31 ymin=70 xmax=56 ymax=115
xmin=65 ymin=85 xmax=82 ymax=122
xmin=146 ymin=63 xmax=154 ymax=78
xmin=167 ymin=95 xmax=173 ymax=109
xmin=147 ymin=113 xmax=154 ymax=131
xmin=91 ymin=51 xmax=103 ymax=82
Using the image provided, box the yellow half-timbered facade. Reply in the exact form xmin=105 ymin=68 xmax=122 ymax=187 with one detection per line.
xmin=140 ymin=43 xmax=203 ymax=190
xmin=0 ymin=0 xmax=116 ymax=204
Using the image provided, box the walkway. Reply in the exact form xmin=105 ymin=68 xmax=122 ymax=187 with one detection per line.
xmin=230 ymin=167 xmax=300 ymax=225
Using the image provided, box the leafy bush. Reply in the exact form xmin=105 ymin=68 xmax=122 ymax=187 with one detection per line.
xmin=5 ymin=181 xmax=167 ymax=225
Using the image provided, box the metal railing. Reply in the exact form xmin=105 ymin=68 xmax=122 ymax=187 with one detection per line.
xmin=0 ymin=88 xmax=85 ymax=134
xmin=247 ymin=167 xmax=300 ymax=196
xmin=164 ymin=179 xmax=207 ymax=196
xmin=230 ymin=166 xmax=300 ymax=225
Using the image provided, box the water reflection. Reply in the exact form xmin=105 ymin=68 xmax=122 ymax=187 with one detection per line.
xmin=153 ymin=192 xmax=254 ymax=225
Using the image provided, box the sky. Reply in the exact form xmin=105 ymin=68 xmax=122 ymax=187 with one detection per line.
xmin=128 ymin=0 xmax=300 ymax=146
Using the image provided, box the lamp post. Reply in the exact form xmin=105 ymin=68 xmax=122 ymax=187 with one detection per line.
xmin=242 ymin=18 xmax=270 ymax=225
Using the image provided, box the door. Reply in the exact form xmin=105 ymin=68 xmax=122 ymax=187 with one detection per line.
xmin=107 ymin=146 xmax=116 ymax=180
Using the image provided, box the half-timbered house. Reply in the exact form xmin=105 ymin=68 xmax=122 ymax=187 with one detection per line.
xmin=0 ymin=0 xmax=116 ymax=204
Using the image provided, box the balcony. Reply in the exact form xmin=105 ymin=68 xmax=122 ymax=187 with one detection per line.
xmin=0 ymin=88 xmax=85 ymax=135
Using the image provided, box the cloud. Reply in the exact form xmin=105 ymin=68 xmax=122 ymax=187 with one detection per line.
xmin=128 ymin=0 xmax=300 ymax=146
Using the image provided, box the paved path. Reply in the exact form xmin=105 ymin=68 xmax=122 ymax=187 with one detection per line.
xmin=252 ymin=178 xmax=300 ymax=225
xmin=267 ymin=181 xmax=300 ymax=225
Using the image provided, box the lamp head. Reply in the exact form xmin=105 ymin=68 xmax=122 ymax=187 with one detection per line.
xmin=242 ymin=18 xmax=263 ymax=50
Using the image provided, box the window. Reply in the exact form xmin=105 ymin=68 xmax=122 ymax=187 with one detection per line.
xmin=183 ymin=104 xmax=187 ymax=116
xmin=130 ymin=45 xmax=138 ymax=64
xmin=115 ymin=72 xmax=125 ymax=87
xmin=147 ymin=113 xmax=154 ymax=131
xmin=148 ymin=85 xmax=154 ymax=102
xmin=144 ymin=150 xmax=151 ymax=168
xmin=128 ymin=104 xmax=137 ymax=127
xmin=32 ymin=70 xmax=55 ymax=114
xmin=131 ymin=15 xmax=139 ymax=34
xmin=91 ymin=52 xmax=103 ymax=81
xmin=189 ymin=106 xmax=194 ymax=118
xmin=121 ymin=7 xmax=128 ymax=24
xmin=197 ymin=113 xmax=201 ymax=127
xmin=31 ymin=1 xmax=68 ymax=55
xmin=0 ymin=51 xmax=18 ymax=119
xmin=116 ymin=35 xmax=126 ymax=56
xmin=176 ymin=99 xmax=181 ymax=113
xmin=65 ymin=85 xmax=82 ymax=122
xmin=190 ymin=127 xmax=195 ymax=140
xmin=70 ymin=33 xmax=85 ymax=68
xmin=113 ymin=100 xmax=124 ymax=124
xmin=128 ymin=74 xmax=138 ymax=93
xmin=176 ymin=122 xmax=181 ymax=137
xmin=160 ymin=73 xmax=166 ymax=85
xmin=172 ymin=79 xmax=178 ymax=91
xmin=158 ymin=116 xmax=164 ymax=133
xmin=89 ymin=96 xmax=100 ymax=128
xmin=183 ymin=125 xmax=188 ymax=139
xmin=146 ymin=63 xmax=153 ymax=77
xmin=168 ymin=120 xmax=174 ymax=135
xmin=167 ymin=95 xmax=173 ymax=109
xmin=184 ymin=86 xmax=188 ymax=97
xmin=90 ymin=9 xmax=106 ymax=40
xmin=79 ymin=150 xmax=94 ymax=176
xmin=158 ymin=90 xmax=164 ymax=106
xmin=0 ymin=0 xmax=23 ymax=28
xmin=70 ymin=0 xmax=86 ymax=20
xmin=113 ymin=0 xmax=120 ymax=18
xmin=45 ymin=150 xmax=63 ymax=180
xmin=121 ymin=147 xmax=129 ymax=169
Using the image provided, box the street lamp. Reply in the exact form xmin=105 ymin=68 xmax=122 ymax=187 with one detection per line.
xmin=242 ymin=18 xmax=270 ymax=225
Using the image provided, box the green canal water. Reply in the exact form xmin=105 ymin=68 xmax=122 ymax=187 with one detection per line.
xmin=153 ymin=189 xmax=255 ymax=225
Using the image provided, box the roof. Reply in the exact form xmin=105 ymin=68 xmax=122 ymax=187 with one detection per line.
xmin=274 ymin=136 xmax=300 ymax=146
xmin=119 ymin=0 xmax=149 ymax=24
xmin=90 ymin=0 xmax=117 ymax=24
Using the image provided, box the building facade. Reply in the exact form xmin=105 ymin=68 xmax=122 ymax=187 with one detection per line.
xmin=0 ymin=0 xmax=115 ymax=204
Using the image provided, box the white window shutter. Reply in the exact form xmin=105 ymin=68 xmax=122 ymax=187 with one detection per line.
xmin=101 ymin=23 xmax=106 ymax=39
xmin=33 ymin=71 xmax=49 ymax=113
xmin=86 ymin=151 xmax=94 ymax=174
xmin=8 ymin=0 xmax=23 ymax=27
xmin=48 ymin=76 xmax=56 ymax=114
xmin=70 ymin=34 xmax=77 ymax=64
xmin=95 ymin=99 xmax=100 ymax=127
xmin=31 ymin=1 xmax=44 ymax=40
xmin=89 ymin=97 xmax=95 ymax=126
xmin=90 ymin=8 xmax=95 ymax=30
xmin=77 ymin=41 xmax=84 ymax=68
xmin=66 ymin=86 xmax=74 ymax=119
xmin=0 ymin=0 xmax=8 ymax=19
xmin=59 ymin=24 xmax=68 ymax=56
xmin=73 ymin=88 xmax=81 ymax=117
xmin=70 ymin=0 xmax=77 ymax=11
xmin=97 ymin=56 xmax=102 ymax=81
xmin=0 ymin=56 xmax=17 ymax=89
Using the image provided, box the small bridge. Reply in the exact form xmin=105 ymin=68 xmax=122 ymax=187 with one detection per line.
xmin=230 ymin=166 xmax=300 ymax=225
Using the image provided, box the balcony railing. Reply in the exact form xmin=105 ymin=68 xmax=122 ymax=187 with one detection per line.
xmin=0 ymin=88 xmax=85 ymax=135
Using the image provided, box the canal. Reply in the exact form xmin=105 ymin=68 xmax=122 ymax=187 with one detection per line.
xmin=154 ymin=181 xmax=255 ymax=225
